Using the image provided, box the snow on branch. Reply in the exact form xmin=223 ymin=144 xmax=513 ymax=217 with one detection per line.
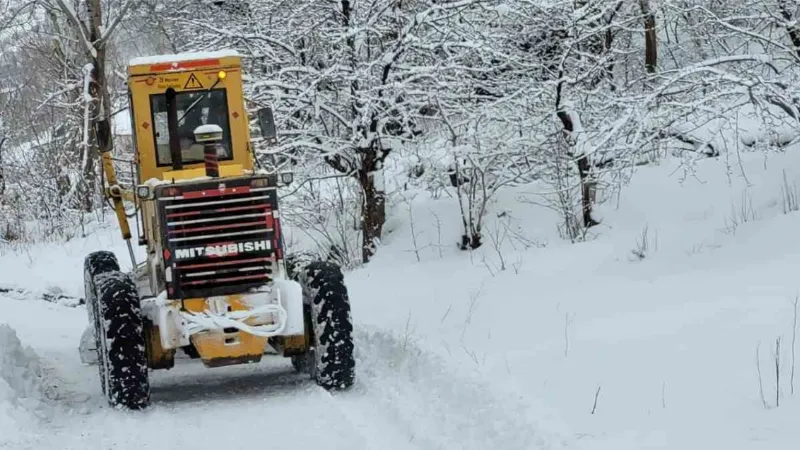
xmin=52 ymin=0 xmax=95 ymax=58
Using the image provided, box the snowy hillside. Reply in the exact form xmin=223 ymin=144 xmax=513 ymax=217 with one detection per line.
xmin=3 ymin=146 xmax=800 ymax=449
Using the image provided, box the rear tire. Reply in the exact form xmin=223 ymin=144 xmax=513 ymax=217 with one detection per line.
xmin=83 ymin=251 xmax=120 ymax=392
xmin=94 ymin=271 xmax=150 ymax=409
xmin=295 ymin=261 xmax=355 ymax=390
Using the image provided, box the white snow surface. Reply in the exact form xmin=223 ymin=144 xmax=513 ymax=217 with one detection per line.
xmin=3 ymin=146 xmax=800 ymax=448
xmin=128 ymin=49 xmax=241 ymax=67
xmin=0 ymin=324 xmax=54 ymax=447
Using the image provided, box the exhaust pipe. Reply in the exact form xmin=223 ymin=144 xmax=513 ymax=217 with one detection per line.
xmin=203 ymin=142 xmax=219 ymax=177
xmin=194 ymin=124 xmax=224 ymax=178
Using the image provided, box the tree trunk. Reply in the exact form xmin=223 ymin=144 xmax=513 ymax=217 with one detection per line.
xmin=84 ymin=0 xmax=111 ymax=212
xmin=555 ymin=79 xmax=599 ymax=229
xmin=358 ymin=149 xmax=386 ymax=263
xmin=639 ymin=0 xmax=657 ymax=73
xmin=0 ymin=135 xmax=6 ymax=197
xmin=575 ymin=152 xmax=599 ymax=228
xmin=70 ymin=0 xmax=118 ymax=212
xmin=778 ymin=0 xmax=800 ymax=60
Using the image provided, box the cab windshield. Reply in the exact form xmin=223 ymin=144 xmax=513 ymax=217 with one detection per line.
xmin=150 ymin=89 xmax=233 ymax=166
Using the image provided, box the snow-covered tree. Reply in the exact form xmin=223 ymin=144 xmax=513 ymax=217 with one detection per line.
xmin=0 ymin=0 xmax=136 ymax=240
xmin=150 ymin=0 xmax=495 ymax=262
xmin=5 ymin=0 xmax=800 ymax=250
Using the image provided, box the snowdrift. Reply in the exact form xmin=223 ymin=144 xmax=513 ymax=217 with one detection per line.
xmin=0 ymin=324 xmax=50 ymax=445
xmin=351 ymin=328 xmax=570 ymax=449
xmin=344 ymin=147 xmax=800 ymax=449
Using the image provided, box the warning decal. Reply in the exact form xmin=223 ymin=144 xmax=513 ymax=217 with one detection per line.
xmin=184 ymin=73 xmax=203 ymax=90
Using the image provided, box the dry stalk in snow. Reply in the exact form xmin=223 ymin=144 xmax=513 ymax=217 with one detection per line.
xmin=775 ymin=337 xmax=782 ymax=407
xmin=591 ymin=385 xmax=602 ymax=415
xmin=757 ymin=343 xmax=768 ymax=409
xmin=791 ymin=294 xmax=798 ymax=395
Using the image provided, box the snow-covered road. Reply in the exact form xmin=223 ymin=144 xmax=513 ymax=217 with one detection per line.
xmin=0 ymin=292 xmax=555 ymax=450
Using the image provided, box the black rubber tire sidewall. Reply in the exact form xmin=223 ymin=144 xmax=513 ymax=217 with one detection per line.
xmin=84 ymin=251 xmax=119 ymax=326
xmin=95 ymin=271 xmax=150 ymax=409
xmin=84 ymin=251 xmax=119 ymax=394
xmin=298 ymin=261 xmax=355 ymax=390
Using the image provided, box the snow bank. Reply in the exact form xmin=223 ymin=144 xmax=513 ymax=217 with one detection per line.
xmin=344 ymin=146 xmax=800 ymax=449
xmin=0 ymin=215 xmax=146 ymax=298
xmin=0 ymin=324 xmax=50 ymax=445
xmin=351 ymin=328 xmax=572 ymax=449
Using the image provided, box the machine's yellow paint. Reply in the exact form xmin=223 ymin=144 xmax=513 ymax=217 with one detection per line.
xmin=127 ymin=54 xmax=254 ymax=184
xmin=182 ymin=294 xmax=248 ymax=313
xmin=191 ymin=331 xmax=268 ymax=367
xmin=278 ymin=334 xmax=307 ymax=356
xmin=144 ymin=324 xmax=176 ymax=369
xmin=101 ymin=151 xmax=132 ymax=240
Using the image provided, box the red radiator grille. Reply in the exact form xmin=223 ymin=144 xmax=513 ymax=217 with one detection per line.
xmin=157 ymin=180 xmax=279 ymax=299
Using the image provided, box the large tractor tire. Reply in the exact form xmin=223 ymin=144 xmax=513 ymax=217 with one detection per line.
xmin=292 ymin=260 xmax=355 ymax=390
xmin=92 ymin=271 xmax=150 ymax=409
xmin=83 ymin=251 xmax=120 ymax=390
xmin=84 ymin=251 xmax=120 ymax=322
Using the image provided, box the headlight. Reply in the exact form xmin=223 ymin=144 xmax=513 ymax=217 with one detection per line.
xmin=136 ymin=185 xmax=153 ymax=200
xmin=280 ymin=172 xmax=294 ymax=185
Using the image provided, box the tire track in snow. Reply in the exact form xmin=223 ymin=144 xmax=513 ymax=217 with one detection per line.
xmin=25 ymin=363 xmax=378 ymax=450
xmin=34 ymin=329 xmax=564 ymax=450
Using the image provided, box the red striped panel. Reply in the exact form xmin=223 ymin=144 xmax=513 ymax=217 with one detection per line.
xmin=182 ymin=273 xmax=268 ymax=286
xmin=177 ymin=257 xmax=273 ymax=270
xmin=168 ymin=220 xmax=269 ymax=235
xmin=182 ymin=186 xmax=251 ymax=200
xmin=265 ymin=208 xmax=274 ymax=229
xmin=274 ymin=217 xmax=282 ymax=260
xmin=166 ymin=204 xmax=269 ymax=219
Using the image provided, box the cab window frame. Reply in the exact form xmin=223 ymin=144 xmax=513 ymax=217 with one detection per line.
xmin=148 ymin=88 xmax=234 ymax=168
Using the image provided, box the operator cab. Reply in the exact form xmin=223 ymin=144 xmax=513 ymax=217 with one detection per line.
xmin=125 ymin=51 xmax=287 ymax=298
xmin=126 ymin=50 xmax=263 ymax=183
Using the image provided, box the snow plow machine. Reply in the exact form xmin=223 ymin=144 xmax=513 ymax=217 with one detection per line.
xmin=78 ymin=50 xmax=355 ymax=410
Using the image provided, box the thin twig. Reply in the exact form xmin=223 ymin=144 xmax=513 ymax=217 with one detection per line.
xmin=792 ymin=295 xmax=798 ymax=395
xmin=776 ymin=337 xmax=782 ymax=407
xmin=591 ymin=385 xmax=602 ymax=414
xmin=757 ymin=343 xmax=768 ymax=409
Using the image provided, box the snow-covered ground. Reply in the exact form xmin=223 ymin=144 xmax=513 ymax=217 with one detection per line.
xmin=3 ymin=146 xmax=800 ymax=449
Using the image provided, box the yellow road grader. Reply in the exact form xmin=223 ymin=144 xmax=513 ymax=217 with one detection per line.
xmin=78 ymin=50 xmax=355 ymax=409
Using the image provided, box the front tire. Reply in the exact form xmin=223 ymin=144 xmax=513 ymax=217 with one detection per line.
xmin=94 ymin=271 xmax=150 ymax=409
xmin=83 ymin=251 xmax=120 ymax=390
xmin=295 ymin=261 xmax=355 ymax=390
